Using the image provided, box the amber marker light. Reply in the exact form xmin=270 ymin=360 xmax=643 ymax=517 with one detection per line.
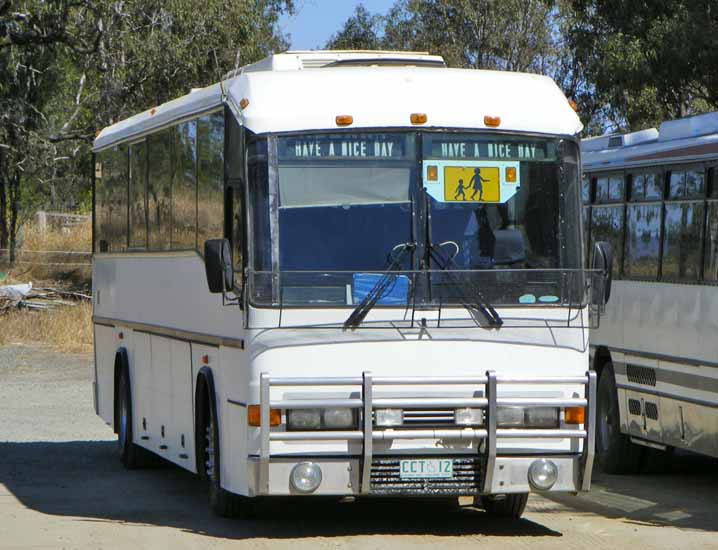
xmin=248 ymin=405 xmax=281 ymax=427
xmin=484 ymin=115 xmax=501 ymax=127
xmin=239 ymin=98 xmax=249 ymax=110
xmin=564 ymin=406 xmax=585 ymax=424
xmin=568 ymin=99 xmax=578 ymax=112
xmin=427 ymin=165 xmax=438 ymax=181
xmin=335 ymin=115 xmax=354 ymax=126
xmin=410 ymin=113 xmax=428 ymax=125
xmin=202 ymin=355 xmax=209 ymax=365
xmin=505 ymin=167 xmax=517 ymax=183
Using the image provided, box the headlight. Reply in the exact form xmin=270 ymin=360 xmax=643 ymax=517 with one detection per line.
xmin=497 ymin=406 xmax=559 ymax=428
xmin=287 ymin=409 xmax=321 ymax=430
xmin=454 ymin=408 xmax=483 ymax=426
xmin=290 ymin=462 xmax=323 ymax=493
xmin=322 ymin=408 xmax=355 ymax=429
xmin=375 ymin=408 xmax=403 ymax=427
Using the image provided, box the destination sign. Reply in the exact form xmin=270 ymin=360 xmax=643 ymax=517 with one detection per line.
xmin=426 ymin=137 xmax=556 ymax=161
xmin=279 ymin=134 xmax=410 ymax=160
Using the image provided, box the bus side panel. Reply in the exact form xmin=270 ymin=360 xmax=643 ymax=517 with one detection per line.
xmin=150 ymin=335 xmax=172 ymax=456
xmin=132 ymin=331 xmax=153 ymax=451
xmin=219 ymin=346 xmax=250 ymax=496
xmin=169 ymin=339 xmax=196 ymax=471
xmin=94 ymin=324 xmax=117 ymax=427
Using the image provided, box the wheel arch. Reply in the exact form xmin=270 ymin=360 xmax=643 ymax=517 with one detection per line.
xmin=112 ymin=347 xmax=129 ymax=434
xmin=592 ymin=345 xmax=613 ymax=380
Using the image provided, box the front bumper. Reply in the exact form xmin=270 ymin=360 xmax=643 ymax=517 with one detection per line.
xmin=252 ymin=370 xmax=596 ymax=497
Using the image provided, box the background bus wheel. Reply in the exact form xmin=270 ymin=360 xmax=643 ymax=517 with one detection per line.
xmin=480 ymin=493 xmax=528 ymax=519
xmin=203 ymin=395 xmax=253 ymax=519
xmin=596 ymin=364 xmax=642 ymax=474
xmin=117 ymin=369 xmax=154 ymax=469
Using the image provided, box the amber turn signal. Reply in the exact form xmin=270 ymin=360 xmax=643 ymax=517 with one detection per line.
xmin=505 ymin=166 xmax=517 ymax=183
xmin=248 ymin=405 xmax=281 ymax=427
xmin=427 ymin=165 xmax=438 ymax=181
xmin=239 ymin=98 xmax=249 ymax=110
xmin=564 ymin=406 xmax=585 ymax=425
xmin=335 ymin=115 xmax=354 ymax=126
xmin=484 ymin=115 xmax=501 ymax=127
xmin=410 ymin=113 xmax=428 ymax=125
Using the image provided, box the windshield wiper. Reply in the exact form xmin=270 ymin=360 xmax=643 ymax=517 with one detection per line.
xmin=428 ymin=241 xmax=503 ymax=328
xmin=343 ymin=242 xmax=416 ymax=330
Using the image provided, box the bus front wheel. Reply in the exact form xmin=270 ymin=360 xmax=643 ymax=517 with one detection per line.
xmin=477 ymin=493 xmax=529 ymax=519
xmin=596 ymin=364 xmax=642 ymax=474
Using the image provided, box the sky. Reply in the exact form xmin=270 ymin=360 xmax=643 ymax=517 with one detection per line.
xmin=278 ymin=0 xmax=395 ymax=50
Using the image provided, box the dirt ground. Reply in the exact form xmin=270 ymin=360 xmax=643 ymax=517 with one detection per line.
xmin=0 ymin=345 xmax=716 ymax=550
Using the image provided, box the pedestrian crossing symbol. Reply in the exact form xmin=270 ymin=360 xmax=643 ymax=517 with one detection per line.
xmin=422 ymin=160 xmax=521 ymax=204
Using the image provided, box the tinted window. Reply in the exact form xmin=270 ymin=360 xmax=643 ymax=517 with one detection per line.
xmin=581 ymin=175 xmax=590 ymax=203
xmin=582 ymin=206 xmax=591 ymax=267
xmin=631 ymin=174 xmax=645 ymax=201
xmin=645 ymin=172 xmax=663 ymax=200
xmin=624 ymin=203 xmax=661 ymax=279
xmin=662 ymin=202 xmax=705 ymax=281
xmin=148 ymin=129 xmax=172 ymax=250
xmin=172 ymin=121 xmax=197 ymax=249
xmin=669 ymin=168 xmax=705 ymax=199
xmin=95 ymin=146 xmax=128 ymax=252
xmin=590 ymin=205 xmax=624 ymax=277
xmin=595 ymin=176 xmax=609 ymax=202
xmin=705 ymin=202 xmax=718 ymax=281
xmin=608 ymin=175 xmax=624 ymax=201
xmin=198 ymin=112 xmax=225 ymax=247
xmin=129 ymin=142 xmax=147 ymax=249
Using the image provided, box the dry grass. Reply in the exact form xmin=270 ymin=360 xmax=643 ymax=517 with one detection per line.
xmin=1 ymin=219 xmax=92 ymax=287
xmin=0 ymin=302 xmax=93 ymax=353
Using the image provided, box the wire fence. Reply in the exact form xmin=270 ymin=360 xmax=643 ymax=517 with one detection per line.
xmin=0 ymin=248 xmax=92 ymax=267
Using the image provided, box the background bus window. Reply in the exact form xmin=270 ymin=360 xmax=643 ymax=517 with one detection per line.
xmin=95 ymin=145 xmax=128 ymax=252
xmin=129 ymin=141 xmax=147 ymax=249
xmin=624 ymin=203 xmax=661 ymax=279
xmin=629 ymin=172 xmax=662 ymax=201
xmin=668 ymin=168 xmax=705 ymax=199
xmin=595 ymin=174 xmax=624 ymax=203
xmin=172 ymin=120 xmax=198 ymax=250
xmin=581 ymin=174 xmax=591 ymax=203
xmin=197 ymin=112 xmax=224 ymax=246
xmin=148 ymin=129 xmax=172 ymax=250
xmin=662 ymin=202 xmax=705 ymax=281
xmin=705 ymin=202 xmax=718 ymax=282
xmin=590 ymin=205 xmax=624 ymax=277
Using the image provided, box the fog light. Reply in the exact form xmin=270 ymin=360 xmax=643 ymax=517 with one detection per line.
xmin=528 ymin=459 xmax=558 ymax=491
xmin=455 ymin=408 xmax=483 ymax=426
xmin=375 ymin=409 xmax=403 ymax=427
xmin=290 ymin=462 xmax=322 ymax=493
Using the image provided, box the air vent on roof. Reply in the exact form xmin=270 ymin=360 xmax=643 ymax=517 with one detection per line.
xmin=302 ymin=58 xmax=337 ymax=69
xmin=659 ymin=111 xmax=718 ymax=142
xmin=623 ymin=128 xmax=659 ymax=147
xmin=608 ymin=136 xmax=623 ymax=148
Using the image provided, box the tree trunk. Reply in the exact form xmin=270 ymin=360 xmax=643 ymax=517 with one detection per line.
xmin=8 ymin=172 xmax=20 ymax=265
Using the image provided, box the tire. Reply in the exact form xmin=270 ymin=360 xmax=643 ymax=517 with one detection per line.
xmin=202 ymin=385 xmax=253 ymax=519
xmin=596 ymin=364 xmax=642 ymax=474
xmin=117 ymin=368 xmax=154 ymax=469
xmin=480 ymin=493 xmax=529 ymax=519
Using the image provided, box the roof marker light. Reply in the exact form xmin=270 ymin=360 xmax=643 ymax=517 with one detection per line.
xmin=568 ymin=99 xmax=578 ymax=112
xmin=484 ymin=115 xmax=501 ymax=128
xmin=336 ymin=115 xmax=354 ymax=126
xmin=410 ymin=113 xmax=428 ymax=125
xmin=239 ymin=98 xmax=249 ymax=110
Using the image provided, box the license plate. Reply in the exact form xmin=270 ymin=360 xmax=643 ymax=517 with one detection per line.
xmin=399 ymin=459 xmax=453 ymax=479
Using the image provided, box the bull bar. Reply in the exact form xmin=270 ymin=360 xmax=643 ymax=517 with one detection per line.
xmin=258 ymin=370 xmax=597 ymax=495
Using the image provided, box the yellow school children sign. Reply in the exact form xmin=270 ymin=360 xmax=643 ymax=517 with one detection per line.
xmin=422 ymin=160 xmax=521 ymax=204
xmin=443 ymin=166 xmax=500 ymax=202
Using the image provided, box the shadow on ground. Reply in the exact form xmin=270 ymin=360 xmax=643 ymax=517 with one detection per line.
xmin=0 ymin=440 xmax=561 ymax=540
xmin=546 ymin=450 xmax=718 ymax=532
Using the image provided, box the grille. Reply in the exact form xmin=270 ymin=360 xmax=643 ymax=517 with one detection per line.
xmin=645 ymin=402 xmax=659 ymax=420
xmin=627 ymin=365 xmax=657 ymax=386
xmin=628 ymin=398 xmax=642 ymax=416
xmin=401 ymin=409 xmax=457 ymax=427
xmin=370 ymin=456 xmax=484 ymax=495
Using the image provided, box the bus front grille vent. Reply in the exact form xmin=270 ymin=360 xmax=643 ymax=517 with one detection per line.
xmin=626 ymin=365 xmax=657 ymax=387
xmin=645 ymin=402 xmax=659 ymax=420
xmin=369 ymin=456 xmax=483 ymax=495
xmin=628 ymin=399 xmax=642 ymax=416
xmin=402 ymin=409 xmax=459 ymax=427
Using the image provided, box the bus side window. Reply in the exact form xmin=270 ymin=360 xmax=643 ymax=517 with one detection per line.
xmin=198 ymin=112 xmax=224 ymax=247
xmin=95 ymin=145 xmax=128 ymax=253
xmin=147 ymin=129 xmax=173 ymax=250
xmin=172 ymin=120 xmax=198 ymax=250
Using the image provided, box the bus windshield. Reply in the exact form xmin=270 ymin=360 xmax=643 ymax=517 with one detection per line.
xmin=248 ymin=131 xmax=583 ymax=308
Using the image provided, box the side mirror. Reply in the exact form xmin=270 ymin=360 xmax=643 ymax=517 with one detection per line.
xmin=591 ymin=241 xmax=613 ymax=304
xmin=204 ymin=238 xmax=234 ymax=294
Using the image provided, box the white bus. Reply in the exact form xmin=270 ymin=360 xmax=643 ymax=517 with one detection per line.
xmin=582 ymin=111 xmax=718 ymax=473
xmin=92 ymin=50 xmax=608 ymax=519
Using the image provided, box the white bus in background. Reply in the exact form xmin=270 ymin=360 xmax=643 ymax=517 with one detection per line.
xmin=582 ymin=111 xmax=718 ymax=473
xmin=92 ymin=50 xmax=608 ymax=520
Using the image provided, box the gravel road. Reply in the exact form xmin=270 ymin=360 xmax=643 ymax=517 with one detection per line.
xmin=1 ymin=344 xmax=716 ymax=549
